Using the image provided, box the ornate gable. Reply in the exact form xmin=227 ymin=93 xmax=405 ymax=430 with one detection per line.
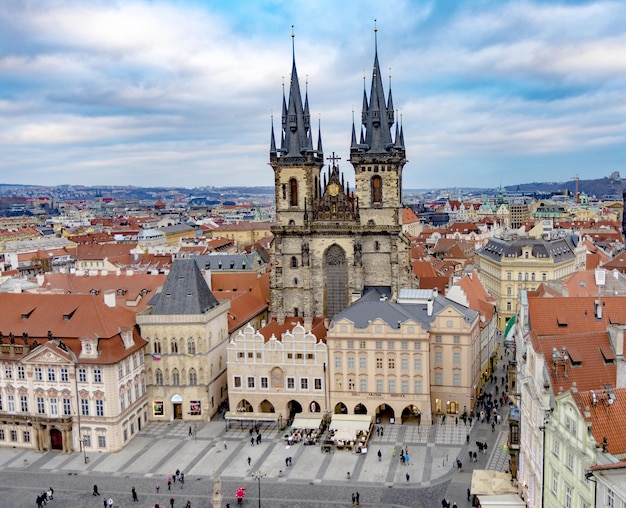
xmin=313 ymin=158 xmax=357 ymax=222
xmin=22 ymin=342 xmax=74 ymax=365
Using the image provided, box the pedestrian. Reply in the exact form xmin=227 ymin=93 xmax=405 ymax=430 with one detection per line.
xmin=466 ymin=434 xmax=470 ymax=443
xmin=93 ymin=484 xmax=100 ymax=496
xmin=248 ymin=456 xmax=251 ymax=466
xmin=185 ymin=501 xmax=191 ymax=508
xmin=406 ymin=472 xmax=410 ymax=483
xmin=453 ymin=503 xmax=458 ymax=508
xmin=377 ymin=449 xmax=382 ymax=461
xmin=156 ymin=483 xmax=160 ymax=493
xmin=352 ymin=493 xmax=356 ymax=505
xmin=189 ymin=426 xmax=192 ymax=436
xmin=250 ymin=436 xmax=254 ymax=446
xmin=180 ymin=478 xmax=184 ymax=490
xmin=103 ymin=499 xmax=107 ymax=508
xmin=107 ymin=498 xmax=113 ymax=507
xmin=168 ymin=477 xmax=172 ymax=490
xmin=285 ymin=457 xmax=289 ymax=467
xmin=392 ymin=448 xmax=397 ymax=457
xmin=224 ymin=440 xmax=227 ymax=450
xmin=256 ymin=434 xmax=260 ymax=445
xmin=48 ymin=487 xmax=54 ymax=500
xmin=380 ymin=427 xmax=384 ymax=437
xmin=132 ymin=486 xmax=138 ymax=502
xmin=355 ymin=492 xmax=360 ymax=505
xmin=376 ymin=427 xmax=380 ymax=437
xmin=170 ymin=496 xmax=175 ymax=508
xmin=467 ymin=488 xmax=471 ymax=501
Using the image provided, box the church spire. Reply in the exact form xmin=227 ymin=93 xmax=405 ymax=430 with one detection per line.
xmin=278 ymin=27 xmax=313 ymax=157
xmin=357 ymin=22 xmax=395 ymax=154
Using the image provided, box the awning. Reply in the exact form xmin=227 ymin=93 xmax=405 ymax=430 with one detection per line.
xmin=477 ymin=494 xmax=526 ymax=507
xmin=471 ymin=470 xmax=518 ymax=496
xmin=225 ymin=411 xmax=279 ymax=422
xmin=329 ymin=414 xmax=373 ymax=441
xmin=291 ymin=412 xmax=323 ymax=430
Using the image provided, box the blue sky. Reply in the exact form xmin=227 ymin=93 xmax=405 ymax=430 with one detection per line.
xmin=1 ymin=0 xmax=625 ymax=190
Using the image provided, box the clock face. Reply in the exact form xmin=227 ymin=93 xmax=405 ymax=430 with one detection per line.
xmin=328 ymin=183 xmax=340 ymax=197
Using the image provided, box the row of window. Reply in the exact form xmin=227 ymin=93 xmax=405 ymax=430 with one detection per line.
xmin=335 ymin=352 xmax=462 ymax=370
xmin=337 ymin=340 xmax=424 ymax=349
xmin=339 ymin=378 xmax=425 ymax=393
xmin=506 ymin=271 xmax=547 ymax=281
xmin=81 ymin=433 xmax=107 ymax=448
xmin=154 ymin=368 xmax=197 ymax=386
xmin=152 ymin=338 xmax=197 ymax=355
xmin=0 ymin=429 xmax=31 ymax=444
xmin=120 ymin=379 xmax=146 ymax=411
xmin=0 ymin=394 xmax=73 ymax=416
xmin=3 ymin=356 xmax=142 ymax=384
xmin=232 ymin=376 xmax=323 ymax=391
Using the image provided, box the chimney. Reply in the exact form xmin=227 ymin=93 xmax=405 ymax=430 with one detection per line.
xmin=427 ymin=299 xmax=433 ymax=317
xmin=103 ymin=290 xmax=116 ymax=307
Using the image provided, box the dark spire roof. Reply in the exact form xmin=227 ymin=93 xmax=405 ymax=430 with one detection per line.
xmin=280 ymin=30 xmax=313 ymax=157
xmin=356 ymin=25 xmax=398 ymax=154
xmin=270 ymin=115 xmax=277 ymax=154
xmin=151 ymin=259 xmax=219 ymax=315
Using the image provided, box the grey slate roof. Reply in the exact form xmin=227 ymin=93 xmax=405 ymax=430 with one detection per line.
xmin=330 ymin=289 xmax=479 ymax=331
xmin=478 ymin=235 xmax=579 ymax=263
xmin=150 ymin=258 xmax=219 ymax=315
xmin=194 ymin=253 xmax=263 ymax=272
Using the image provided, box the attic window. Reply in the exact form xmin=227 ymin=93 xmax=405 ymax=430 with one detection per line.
xmin=567 ymin=348 xmax=582 ymax=366
xmin=205 ymin=263 xmax=210 ymax=269
xmin=63 ymin=309 xmax=77 ymax=321
xmin=21 ymin=309 xmax=35 ymax=320
xmin=556 ymin=316 xmax=567 ymax=327
xmin=89 ymin=289 xmax=99 ymax=295
xmin=600 ymin=345 xmax=616 ymax=364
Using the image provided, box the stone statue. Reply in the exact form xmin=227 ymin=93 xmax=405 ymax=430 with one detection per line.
xmin=211 ymin=474 xmax=223 ymax=508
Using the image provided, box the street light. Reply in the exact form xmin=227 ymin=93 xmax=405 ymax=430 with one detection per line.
xmin=82 ymin=437 xmax=89 ymax=464
xmin=252 ymin=470 xmax=266 ymax=508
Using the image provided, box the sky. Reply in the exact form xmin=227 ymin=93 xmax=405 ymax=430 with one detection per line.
xmin=1 ymin=0 xmax=625 ymax=190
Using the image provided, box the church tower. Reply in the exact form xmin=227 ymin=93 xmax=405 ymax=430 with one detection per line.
xmin=270 ymin=29 xmax=412 ymax=324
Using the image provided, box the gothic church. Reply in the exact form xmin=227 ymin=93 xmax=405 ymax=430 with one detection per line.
xmin=270 ymin=31 xmax=413 ymax=323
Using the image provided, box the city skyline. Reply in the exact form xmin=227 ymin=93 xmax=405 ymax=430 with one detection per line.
xmin=1 ymin=0 xmax=625 ymax=189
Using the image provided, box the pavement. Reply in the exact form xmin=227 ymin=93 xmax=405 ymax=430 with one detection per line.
xmin=0 ymin=345 xmax=512 ymax=508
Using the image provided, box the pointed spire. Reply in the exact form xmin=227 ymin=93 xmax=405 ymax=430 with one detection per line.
xmin=317 ymin=116 xmax=323 ymax=155
xmin=270 ymin=114 xmax=277 ymax=154
xmin=351 ymin=109 xmax=358 ymax=148
xmin=357 ymin=22 xmax=395 ymax=153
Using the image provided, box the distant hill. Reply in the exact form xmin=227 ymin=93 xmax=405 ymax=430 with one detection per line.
xmin=504 ymin=173 xmax=624 ymax=200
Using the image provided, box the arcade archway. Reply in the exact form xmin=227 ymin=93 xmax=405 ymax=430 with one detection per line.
xmin=287 ymin=400 xmax=302 ymax=419
xmin=401 ymin=405 xmax=422 ymax=425
xmin=375 ymin=403 xmax=395 ymax=423
xmin=334 ymin=402 xmax=348 ymax=414
xmin=354 ymin=403 xmax=368 ymax=415
xmin=259 ymin=399 xmax=275 ymax=413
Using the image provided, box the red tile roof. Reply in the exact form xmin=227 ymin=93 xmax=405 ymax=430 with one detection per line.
xmin=259 ymin=317 xmax=327 ymax=343
xmin=572 ymin=388 xmax=626 ymax=456
xmin=0 ymin=292 xmax=145 ymax=364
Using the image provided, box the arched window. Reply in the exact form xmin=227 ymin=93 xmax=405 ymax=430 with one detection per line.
xmin=291 ymin=256 xmax=298 ymax=268
xmin=153 ymin=340 xmax=161 ymax=354
xmin=172 ymin=369 xmax=180 ymax=386
xmin=371 ymin=176 xmax=382 ymax=204
xmin=187 ymin=338 xmax=196 ymax=355
xmin=189 ymin=369 xmax=198 ymax=386
xmin=155 ymin=369 xmax=163 ymax=386
xmin=290 ymin=178 xmax=298 ymax=207
xmin=170 ymin=339 xmax=178 ymax=354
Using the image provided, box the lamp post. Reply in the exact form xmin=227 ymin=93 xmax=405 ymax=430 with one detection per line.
xmin=252 ymin=470 xmax=266 ymax=508
xmin=82 ymin=437 xmax=89 ymax=464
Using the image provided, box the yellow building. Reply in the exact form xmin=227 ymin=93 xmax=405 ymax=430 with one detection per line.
xmin=476 ymin=235 xmax=585 ymax=330
xmin=212 ymin=221 xmax=273 ymax=249
xmin=327 ymin=288 xmax=481 ymax=424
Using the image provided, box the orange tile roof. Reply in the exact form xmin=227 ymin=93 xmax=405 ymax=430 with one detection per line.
xmin=459 ymin=270 xmax=496 ymax=322
xmin=538 ymin=331 xmax=616 ymax=394
xmin=572 ymin=388 xmax=626 ymax=456
xmin=402 ymin=208 xmax=420 ymax=224
xmin=76 ymin=243 xmax=136 ymax=260
xmin=528 ymin=295 xmax=626 ymax=335
xmin=39 ymin=272 xmax=166 ymax=312
xmin=259 ymin=317 xmax=327 ymax=343
xmin=0 ymin=292 xmax=145 ymax=364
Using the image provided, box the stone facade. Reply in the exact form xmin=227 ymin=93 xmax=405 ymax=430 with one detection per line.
xmin=269 ymin=38 xmax=413 ymax=323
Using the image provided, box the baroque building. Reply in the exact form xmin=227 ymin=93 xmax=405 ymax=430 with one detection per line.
xmin=270 ymin=32 xmax=413 ymax=322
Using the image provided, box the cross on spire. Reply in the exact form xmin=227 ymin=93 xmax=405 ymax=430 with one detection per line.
xmin=327 ymin=152 xmax=341 ymax=168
